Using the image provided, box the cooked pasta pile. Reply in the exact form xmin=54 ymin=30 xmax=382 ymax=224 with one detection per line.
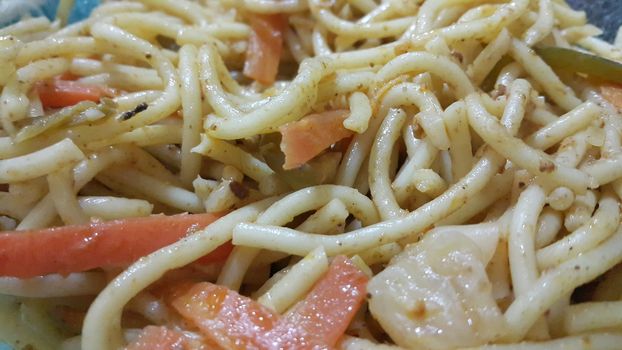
xmin=2 ymin=0 xmax=622 ymax=349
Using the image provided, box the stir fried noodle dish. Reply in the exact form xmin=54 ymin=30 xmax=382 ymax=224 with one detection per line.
xmin=1 ymin=0 xmax=622 ymax=349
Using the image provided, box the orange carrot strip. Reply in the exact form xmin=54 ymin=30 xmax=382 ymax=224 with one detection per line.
xmin=243 ymin=14 xmax=287 ymax=85
xmin=272 ymin=255 xmax=369 ymax=347
xmin=0 ymin=213 xmax=227 ymax=278
xmin=36 ymin=78 xmax=111 ymax=108
xmin=280 ymin=109 xmax=353 ymax=170
xmin=170 ymin=256 xmax=368 ymax=349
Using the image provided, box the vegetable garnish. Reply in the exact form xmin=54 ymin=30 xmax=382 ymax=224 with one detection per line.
xmin=536 ymin=46 xmax=622 ymax=84
xmin=36 ymin=77 xmax=113 ymax=109
xmin=0 ymin=213 xmax=230 ymax=278
xmin=170 ymin=255 xmax=368 ymax=349
xmin=243 ymin=14 xmax=287 ymax=85
xmin=279 ymin=109 xmax=353 ymax=170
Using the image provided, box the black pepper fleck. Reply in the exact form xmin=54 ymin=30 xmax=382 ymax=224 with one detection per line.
xmin=120 ymin=102 xmax=148 ymax=120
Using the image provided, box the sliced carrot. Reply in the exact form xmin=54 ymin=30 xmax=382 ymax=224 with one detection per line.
xmin=36 ymin=78 xmax=111 ymax=108
xmin=171 ymin=282 xmax=279 ymax=349
xmin=601 ymin=84 xmax=622 ymax=109
xmin=0 ymin=213 xmax=229 ymax=278
xmin=170 ymin=255 xmax=368 ymax=349
xmin=272 ymin=255 xmax=369 ymax=347
xmin=280 ymin=109 xmax=353 ymax=170
xmin=243 ymin=14 xmax=287 ymax=85
xmin=125 ymin=326 xmax=187 ymax=350
xmin=195 ymin=241 xmax=233 ymax=265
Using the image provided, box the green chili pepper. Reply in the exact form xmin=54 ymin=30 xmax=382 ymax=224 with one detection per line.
xmin=536 ymin=46 xmax=622 ymax=84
